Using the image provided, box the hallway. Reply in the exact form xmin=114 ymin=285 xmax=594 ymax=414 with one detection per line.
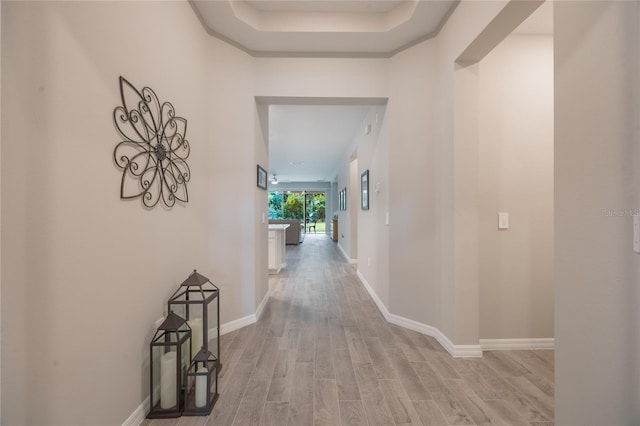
xmin=147 ymin=234 xmax=554 ymax=426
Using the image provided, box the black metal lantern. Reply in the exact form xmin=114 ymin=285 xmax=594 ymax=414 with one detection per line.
xmin=147 ymin=312 xmax=191 ymax=419
xmin=168 ymin=270 xmax=220 ymax=366
xmin=183 ymin=347 xmax=219 ymax=416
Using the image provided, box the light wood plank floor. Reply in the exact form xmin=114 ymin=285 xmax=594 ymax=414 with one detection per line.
xmin=143 ymin=234 xmax=554 ymax=426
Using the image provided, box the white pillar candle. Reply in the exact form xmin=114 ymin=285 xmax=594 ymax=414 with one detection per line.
xmin=195 ymin=367 xmax=208 ymax=408
xmin=188 ymin=318 xmax=203 ymax=359
xmin=160 ymin=351 xmax=177 ymax=409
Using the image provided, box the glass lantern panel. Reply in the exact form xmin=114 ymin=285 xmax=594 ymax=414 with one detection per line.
xmin=207 ymin=295 xmax=219 ymax=361
xmin=170 ymin=299 xmax=204 ymax=323
xmin=181 ymin=338 xmax=191 ymax=379
xmin=195 ymin=367 xmax=209 ymax=409
xmin=209 ymin=362 xmax=218 ymax=400
xmin=185 ymin=364 xmax=210 ymax=412
xmin=152 ymin=346 xmax=178 ymax=411
xmin=171 ymin=302 xmax=204 ymax=359
xmin=185 ymin=367 xmax=196 ymax=411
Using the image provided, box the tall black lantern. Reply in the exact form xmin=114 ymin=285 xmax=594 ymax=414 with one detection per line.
xmin=168 ymin=270 xmax=220 ymax=366
xmin=183 ymin=347 xmax=219 ymax=416
xmin=147 ymin=312 xmax=191 ymax=419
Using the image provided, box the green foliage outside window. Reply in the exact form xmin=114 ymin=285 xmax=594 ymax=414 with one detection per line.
xmin=283 ymin=193 xmax=304 ymax=219
xmin=268 ymin=192 xmax=283 ymax=219
xmin=268 ymin=191 xmax=326 ymax=223
xmin=307 ymin=193 xmax=326 ymax=222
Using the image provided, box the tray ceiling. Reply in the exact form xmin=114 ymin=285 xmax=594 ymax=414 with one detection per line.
xmin=190 ymin=0 xmax=459 ymax=57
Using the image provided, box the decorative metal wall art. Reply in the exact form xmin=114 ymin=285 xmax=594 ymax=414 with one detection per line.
xmin=113 ymin=77 xmax=190 ymax=208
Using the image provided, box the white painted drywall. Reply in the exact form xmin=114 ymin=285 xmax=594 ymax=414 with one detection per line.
xmin=387 ymin=39 xmax=443 ymax=328
xmin=1 ymin=1 xmax=260 ymax=424
xmin=555 ymin=1 xmax=640 ymax=423
xmin=387 ymin=0 xmax=509 ymax=344
xmin=0 ymin=1 xmax=3 ymax=419
xmin=353 ymin=106 xmax=390 ymax=307
xmin=349 ymin=158 xmax=359 ymax=259
xmin=478 ymin=35 xmax=554 ymax=340
xmin=254 ymin=57 xmax=388 ymax=99
xmin=337 ymin=154 xmax=353 ymax=259
xmin=254 ymin=104 xmax=269 ymax=311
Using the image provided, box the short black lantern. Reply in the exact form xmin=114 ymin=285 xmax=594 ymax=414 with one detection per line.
xmin=168 ymin=270 xmax=220 ymax=366
xmin=147 ymin=312 xmax=191 ymax=419
xmin=183 ymin=347 xmax=219 ymax=416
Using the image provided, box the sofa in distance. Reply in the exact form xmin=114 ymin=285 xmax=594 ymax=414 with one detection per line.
xmin=269 ymin=219 xmax=302 ymax=245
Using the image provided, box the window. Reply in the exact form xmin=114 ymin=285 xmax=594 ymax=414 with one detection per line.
xmin=268 ymin=191 xmax=326 ymax=231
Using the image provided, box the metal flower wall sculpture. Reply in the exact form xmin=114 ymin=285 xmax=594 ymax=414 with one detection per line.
xmin=113 ymin=77 xmax=190 ymax=208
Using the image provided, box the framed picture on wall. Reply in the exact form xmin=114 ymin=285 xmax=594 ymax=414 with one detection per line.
xmin=257 ymin=165 xmax=267 ymax=190
xmin=343 ymin=187 xmax=348 ymax=211
xmin=343 ymin=188 xmax=347 ymax=211
xmin=339 ymin=189 xmax=344 ymax=211
xmin=361 ymin=170 xmax=369 ymax=210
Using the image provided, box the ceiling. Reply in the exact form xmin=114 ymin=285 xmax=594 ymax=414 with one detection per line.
xmin=190 ymin=0 xmax=459 ymax=57
xmin=192 ymin=1 xmax=553 ymax=187
xmin=267 ymin=104 xmax=371 ymax=184
xmin=512 ymin=0 xmax=553 ymax=35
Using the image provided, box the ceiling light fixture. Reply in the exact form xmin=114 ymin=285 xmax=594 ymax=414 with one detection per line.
xmin=270 ymin=174 xmax=278 ymax=184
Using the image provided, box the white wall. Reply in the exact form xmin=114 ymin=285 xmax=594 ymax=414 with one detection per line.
xmin=353 ymin=107 xmax=390 ymax=307
xmin=254 ymin=105 xmax=269 ymax=311
xmin=205 ymin=17 xmax=262 ymax=325
xmin=1 ymin=1 xmax=260 ymax=424
xmin=336 ymin=154 xmax=354 ymax=260
xmin=387 ymin=1 xmax=509 ymax=345
xmin=0 ymin=1 xmax=3 ymax=419
xmin=254 ymin=57 xmax=388 ymax=99
xmin=555 ymin=1 xmax=640 ymax=423
xmin=478 ymin=35 xmax=554 ymax=340
xmin=387 ymin=39 xmax=443 ymax=328
xmin=349 ymin=158 xmax=359 ymax=259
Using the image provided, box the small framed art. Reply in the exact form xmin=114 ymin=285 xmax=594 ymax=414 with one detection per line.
xmin=361 ymin=170 xmax=369 ymax=210
xmin=257 ymin=165 xmax=267 ymax=190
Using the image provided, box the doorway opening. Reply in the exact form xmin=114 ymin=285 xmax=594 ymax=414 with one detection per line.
xmin=453 ymin=0 xmax=554 ymax=348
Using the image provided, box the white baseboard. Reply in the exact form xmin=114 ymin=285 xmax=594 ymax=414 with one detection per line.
xmin=480 ymin=338 xmax=555 ymax=351
xmin=355 ymin=269 xmax=553 ymax=357
xmin=220 ymin=290 xmax=272 ymax=336
xmin=255 ymin=289 xmax=271 ymax=320
xmin=220 ymin=313 xmax=256 ymax=336
xmin=356 ymin=269 xmax=482 ymax=358
xmin=122 ymin=396 xmax=149 ymax=426
xmin=387 ymin=310 xmax=483 ymax=358
xmin=337 ymin=243 xmax=357 ymax=264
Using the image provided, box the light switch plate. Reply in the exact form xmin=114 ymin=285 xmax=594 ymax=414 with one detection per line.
xmin=498 ymin=212 xmax=509 ymax=229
